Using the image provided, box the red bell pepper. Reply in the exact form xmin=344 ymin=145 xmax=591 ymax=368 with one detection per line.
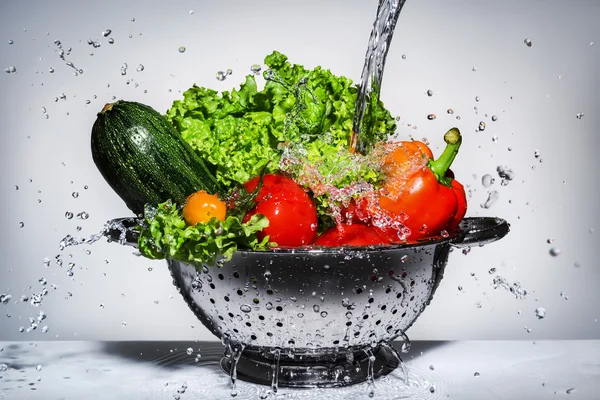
xmin=314 ymin=223 xmax=391 ymax=247
xmin=343 ymin=128 xmax=467 ymax=241
xmin=379 ymin=127 xmax=467 ymax=239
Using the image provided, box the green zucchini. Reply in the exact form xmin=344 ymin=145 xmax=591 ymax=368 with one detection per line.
xmin=91 ymin=100 xmax=223 ymax=215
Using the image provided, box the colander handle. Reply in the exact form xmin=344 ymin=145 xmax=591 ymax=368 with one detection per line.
xmin=451 ymin=217 xmax=510 ymax=248
xmin=105 ymin=217 xmax=140 ymax=247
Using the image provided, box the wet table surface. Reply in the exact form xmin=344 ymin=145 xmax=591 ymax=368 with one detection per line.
xmin=0 ymin=340 xmax=598 ymax=399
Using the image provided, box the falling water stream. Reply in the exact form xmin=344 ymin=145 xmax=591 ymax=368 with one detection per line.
xmin=351 ymin=0 xmax=407 ymax=154
xmin=229 ymin=342 xmax=245 ymax=397
xmin=271 ymin=348 xmax=281 ymax=394
xmin=364 ymin=348 xmax=376 ymax=397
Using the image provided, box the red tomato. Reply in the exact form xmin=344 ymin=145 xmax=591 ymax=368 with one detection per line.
xmin=242 ymin=174 xmax=318 ymax=247
xmin=314 ymin=224 xmax=391 ymax=247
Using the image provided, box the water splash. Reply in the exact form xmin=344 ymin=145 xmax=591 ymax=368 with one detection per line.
xmin=59 ymin=218 xmax=139 ymax=251
xmin=492 ymin=274 xmax=528 ymax=299
xmin=53 ymin=39 xmax=81 ymax=75
xmin=382 ymin=341 xmax=409 ymax=384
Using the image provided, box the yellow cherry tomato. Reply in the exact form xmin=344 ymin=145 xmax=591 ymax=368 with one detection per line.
xmin=183 ymin=190 xmax=226 ymax=225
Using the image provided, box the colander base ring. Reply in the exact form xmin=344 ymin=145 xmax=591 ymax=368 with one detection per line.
xmin=220 ymin=343 xmax=400 ymax=388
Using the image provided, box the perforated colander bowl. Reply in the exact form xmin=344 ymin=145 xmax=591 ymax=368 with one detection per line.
xmin=162 ymin=216 xmax=509 ymax=388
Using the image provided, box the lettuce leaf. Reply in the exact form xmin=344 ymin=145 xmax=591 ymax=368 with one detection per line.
xmin=166 ymin=51 xmax=396 ymax=189
xmin=138 ymin=201 xmax=270 ymax=266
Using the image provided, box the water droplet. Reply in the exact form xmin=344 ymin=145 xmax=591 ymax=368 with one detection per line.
xmin=427 ymin=114 xmax=436 ymax=120
xmin=481 ymin=174 xmax=495 ymax=188
xmin=320 ymin=311 xmax=328 ymax=318
xmin=447 ymin=108 xmax=454 ymax=114
xmin=480 ymin=190 xmax=499 ymax=209
xmin=478 ymin=121 xmax=486 ymax=131
xmin=18 ymin=222 xmax=24 ymax=228
xmin=313 ymin=305 xmax=320 ymax=312
xmin=65 ymin=211 xmax=73 ymax=219
xmin=41 ymin=326 xmax=48 ymax=333
xmin=36 ymin=364 xmax=42 ymax=371
xmin=401 ymin=54 xmax=407 ymax=59
xmin=576 ymin=112 xmax=584 ymax=119
xmin=99 ymin=303 xmax=105 ymax=309
xmin=77 ymin=211 xmax=89 ymax=220
xmin=178 ymin=46 xmax=186 ymax=53
xmin=549 ymin=247 xmax=561 ymax=257
xmin=226 ymin=68 xmax=232 ymax=75
xmin=250 ymin=64 xmax=261 ymax=74
xmin=475 ymin=96 xmax=480 ymax=102
xmin=560 ymin=292 xmax=569 ymax=300
xmin=48 ymin=66 xmax=55 ymax=73
xmin=429 ymin=365 xmax=435 ymax=370
xmin=120 ymin=63 xmax=128 ymax=75
xmin=0 ymin=294 xmax=12 ymax=304
xmin=429 ymin=386 xmax=435 ymax=393
xmin=491 ymin=115 xmax=498 ymax=122
xmin=189 ymin=9 xmax=194 ymax=14
xmin=458 ymin=286 xmax=463 ymax=291
xmin=426 ymin=89 xmax=433 ymax=97
xmin=108 ymin=38 xmax=114 ymax=44
xmin=122 ymin=322 xmax=127 ymax=327
xmin=497 ymin=165 xmax=515 ymax=186
xmin=524 ymin=38 xmax=532 ymax=47
xmin=240 ymin=304 xmax=252 ymax=313
xmin=474 ymin=371 xmax=480 ymax=377
xmin=216 ymin=71 xmax=226 ymax=81
xmin=136 ymin=64 xmax=144 ymax=72
xmin=4 ymin=66 xmax=17 ymax=74
xmin=186 ymin=347 xmax=193 ymax=355
xmin=8 ymin=39 xmax=14 ymax=44
xmin=72 ymin=191 xmax=79 ymax=198
xmin=546 ymin=238 xmax=554 ymax=244
xmin=102 ymin=29 xmax=112 ymax=37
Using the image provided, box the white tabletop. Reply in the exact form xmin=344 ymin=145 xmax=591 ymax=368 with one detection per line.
xmin=1 ymin=340 xmax=598 ymax=399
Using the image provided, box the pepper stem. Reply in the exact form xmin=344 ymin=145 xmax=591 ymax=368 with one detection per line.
xmin=427 ymin=127 xmax=462 ymax=187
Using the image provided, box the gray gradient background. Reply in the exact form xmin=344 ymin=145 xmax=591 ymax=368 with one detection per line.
xmin=0 ymin=0 xmax=598 ymax=341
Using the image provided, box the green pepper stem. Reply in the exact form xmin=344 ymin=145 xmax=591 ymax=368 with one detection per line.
xmin=428 ymin=128 xmax=462 ymax=187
